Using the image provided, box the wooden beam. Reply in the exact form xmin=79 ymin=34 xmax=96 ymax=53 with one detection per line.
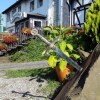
xmin=76 ymin=0 xmax=81 ymax=6
xmin=74 ymin=11 xmax=81 ymax=27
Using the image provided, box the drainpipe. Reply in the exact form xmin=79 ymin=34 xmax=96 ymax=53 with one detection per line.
xmin=60 ymin=0 xmax=63 ymax=28
xmin=69 ymin=1 xmax=72 ymax=26
xmin=66 ymin=0 xmax=72 ymax=26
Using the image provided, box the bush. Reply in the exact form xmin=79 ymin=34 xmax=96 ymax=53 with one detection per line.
xmin=84 ymin=0 xmax=100 ymax=49
xmin=10 ymin=38 xmax=47 ymax=62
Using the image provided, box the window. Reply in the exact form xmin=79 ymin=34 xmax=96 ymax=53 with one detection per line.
xmin=30 ymin=0 xmax=34 ymax=11
xmin=12 ymin=8 xmax=16 ymax=16
xmin=15 ymin=23 xmax=20 ymax=32
xmin=9 ymin=29 xmax=13 ymax=33
xmin=7 ymin=13 xmax=10 ymax=22
xmin=18 ymin=6 xmax=21 ymax=12
xmin=25 ymin=20 xmax=29 ymax=28
xmin=21 ymin=22 xmax=24 ymax=30
xmin=37 ymin=0 xmax=43 ymax=8
xmin=34 ymin=21 xmax=41 ymax=27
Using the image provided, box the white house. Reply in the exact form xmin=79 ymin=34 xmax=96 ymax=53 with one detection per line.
xmin=2 ymin=0 xmax=95 ymax=33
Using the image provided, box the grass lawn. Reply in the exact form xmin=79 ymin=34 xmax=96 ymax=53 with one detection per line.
xmin=5 ymin=67 xmax=61 ymax=98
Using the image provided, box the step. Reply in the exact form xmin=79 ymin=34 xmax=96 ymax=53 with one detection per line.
xmin=17 ymin=44 xmax=23 ymax=47
xmin=1 ymin=50 xmax=7 ymax=53
xmin=0 ymin=51 xmax=3 ymax=55
xmin=9 ymin=47 xmax=17 ymax=49
xmin=22 ymin=42 xmax=28 ymax=45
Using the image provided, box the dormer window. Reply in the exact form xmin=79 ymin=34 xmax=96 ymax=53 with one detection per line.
xmin=37 ymin=0 xmax=43 ymax=8
xmin=30 ymin=0 xmax=34 ymax=12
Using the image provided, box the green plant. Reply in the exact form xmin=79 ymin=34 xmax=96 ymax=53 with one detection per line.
xmin=48 ymin=40 xmax=80 ymax=72
xmin=84 ymin=0 xmax=100 ymax=48
xmin=43 ymin=26 xmax=75 ymax=42
xmin=10 ymin=38 xmax=47 ymax=62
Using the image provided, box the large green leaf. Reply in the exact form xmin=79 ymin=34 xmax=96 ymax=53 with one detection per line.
xmin=64 ymin=51 xmax=70 ymax=57
xmin=72 ymin=54 xmax=80 ymax=59
xmin=66 ymin=44 xmax=73 ymax=51
xmin=43 ymin=27 xmax=51 ymax=33
xmin=51 ymin=30 xmax=59 ymax=34
xmin=59 ymin=41 xmax=66 ymax=52
xmin=48 ymin=56 xmax=57 ymax=68
xmin=59 ymin=59 xmax=67 ymax=72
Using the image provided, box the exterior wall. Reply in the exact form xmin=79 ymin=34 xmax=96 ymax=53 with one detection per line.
xmin=62 ymin=0 xmax=70 ymax=27
xmin=4 ymin=0 xmax=95 ymax=32
xmin=47 ymin=0 xmax=55 ymax=26
xmin=5 ymin=0 xmax=54 ymax=33
xmin=71 ymin=0 xmax=95 ymax=27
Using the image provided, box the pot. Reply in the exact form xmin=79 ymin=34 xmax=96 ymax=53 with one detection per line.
xmin=55 ymin=64 xmax=74 ymax=82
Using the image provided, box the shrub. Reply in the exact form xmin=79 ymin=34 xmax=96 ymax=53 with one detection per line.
xmin=84 ymin=0 xmax=100 ymax=49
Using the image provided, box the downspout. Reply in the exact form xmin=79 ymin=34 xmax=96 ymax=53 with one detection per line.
xmin=67 ymin=0 xmax=72 ymax=26
xmin=60 ymin=0 xmax=63 ymax=28
xmin=70 ymin=2 xmax=72 ymax=26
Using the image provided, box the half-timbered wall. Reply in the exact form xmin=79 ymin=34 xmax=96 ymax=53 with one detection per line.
xmin=71 ymin=0 xmax=95 ymax=27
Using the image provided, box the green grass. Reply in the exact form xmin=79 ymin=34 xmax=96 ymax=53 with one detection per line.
xmin=5 ymin=67 xmax=58 ymax=80
xmin=10 ymin=38 xmax=48 ymax=62
xmin=5 ymin=67 xmax=61 ymax=98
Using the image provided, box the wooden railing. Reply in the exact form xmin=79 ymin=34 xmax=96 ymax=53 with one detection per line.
xmin=0 ymin=28 xmax=43 ymax=55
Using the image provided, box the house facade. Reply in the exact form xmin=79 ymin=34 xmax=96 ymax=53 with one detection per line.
xmin=69 ymin=0 xmax=95 ymax=27
xmin=2 ymin=0 xmax=95 ymax=33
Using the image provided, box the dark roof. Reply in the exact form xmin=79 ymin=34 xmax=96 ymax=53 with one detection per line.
xmin=27 ymin=13 xmax=46 ymax=18
xmin=2 ymin=0 xmax=26 ymax=14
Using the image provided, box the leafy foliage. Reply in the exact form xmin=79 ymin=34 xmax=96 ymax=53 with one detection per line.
xmin=84 ymin=0 xmax=100 ymax=48
xmin=43 ymin=26 xmax=86 ymax=71
xmin=10 ymin=38 xmax=47 ymax=62
xmin=48 ymin=56 xmax=57 ymax=68
xmin=48 ymin=40 xmax=80 ymax=72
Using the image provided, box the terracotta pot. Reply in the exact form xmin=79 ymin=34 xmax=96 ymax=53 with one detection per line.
xmin=55 ymin=64 xmax=73 ymax=82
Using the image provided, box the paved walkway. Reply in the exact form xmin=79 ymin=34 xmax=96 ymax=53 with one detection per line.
xmin=0 ymin=60 xmax=48 ymax=70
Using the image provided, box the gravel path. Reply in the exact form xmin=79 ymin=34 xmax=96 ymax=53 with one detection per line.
xmin=0 ymin=47 xmax=52 ymax=100
xmin=0 ymin=60 xmax=51 ymax=100
xmin=0 ymin=60 xmax=48 ymax=70
xmin=0 ymin=77 xmax=50 ymax=100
